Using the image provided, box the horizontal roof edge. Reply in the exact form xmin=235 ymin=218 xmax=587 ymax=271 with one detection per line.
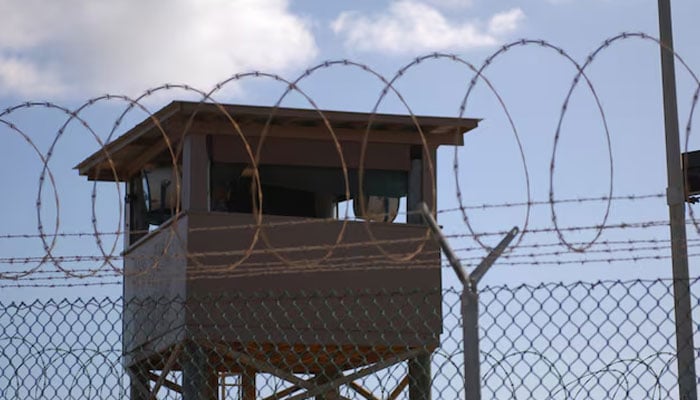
xmin=75 ymin=101 xmax=480 ymax=181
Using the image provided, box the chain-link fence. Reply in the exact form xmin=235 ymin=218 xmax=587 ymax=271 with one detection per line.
xmin=1 ymin=279 xmax=698 ymax=399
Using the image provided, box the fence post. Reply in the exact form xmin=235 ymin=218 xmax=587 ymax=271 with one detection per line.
xmin=420 ymin=203 xmax=517 ymax=400
xmin=657 ymin=1 xmax=698 ymax=399
xmin=462 ymin=286 xmax=481 ymax=400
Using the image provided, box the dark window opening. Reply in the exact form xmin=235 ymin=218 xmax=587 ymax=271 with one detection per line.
xmin=210 ymin=163 xmax=407 ymax=221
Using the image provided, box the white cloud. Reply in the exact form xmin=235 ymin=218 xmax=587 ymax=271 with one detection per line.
xmin=331 ymin=1 xmax=525 ymax=55
xmin=0 ymin=0 xmax=318 ymax=99
xmin=424 ymin=0 xmax=474 ymax=9
xmin=488 ymin=8 xmax=526 ymax=36
xmin=0 ymin=57 xmax=65 ymax=97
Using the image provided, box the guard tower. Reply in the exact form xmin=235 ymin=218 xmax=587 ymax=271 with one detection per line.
xmin=76 ymin=101 xmax=478 ymax=400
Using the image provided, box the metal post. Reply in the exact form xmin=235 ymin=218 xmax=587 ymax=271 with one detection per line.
xmin=462 ymin=289 xmax=481 ymax=400
xmin=420 ymin=203 xmax=517 ymax=400
xmin=657 ymin=2 xmax=698 ymax=399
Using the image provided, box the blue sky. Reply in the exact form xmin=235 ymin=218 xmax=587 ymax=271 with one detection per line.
xmin=1 ymin=0 xmax=700 ymax=301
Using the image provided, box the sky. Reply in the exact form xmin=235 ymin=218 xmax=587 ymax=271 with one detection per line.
xmin=1 ymin=0 xmax=700 ymax=301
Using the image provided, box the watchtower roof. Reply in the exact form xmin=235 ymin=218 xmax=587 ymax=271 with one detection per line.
xmin=75 ymin=101 xmax=480 ymax=181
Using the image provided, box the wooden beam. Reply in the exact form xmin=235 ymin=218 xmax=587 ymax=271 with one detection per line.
xmin=188 ymin=119 xmax=465 ymax=146
xmin=347 ymin=381 xmax=379 ymax=400
xmin=146 ymin=372 xmax=183 ymax=393
xmin=206 ymin=344 xmax=313 ymax=390
xmin=315 ymin=369 xmax=342 ymax=400
xmin=408 ymin=354 xmax=432 ymax=400
xmin=388 ymin=375 xmax=409 ymax=400
xmin=129 ymin=365 xmax=151 ymax=400
xmin=75 ymin=103 xmax=182 ymax=175
xmin=177 ymin=101 xmax=479 ymax=134
xmin=149 ymin=343 xmax=183 ymax=400
xmin=241 ymin=367 xmax=256 ymax=400
xmin=182 ymin=342 xmax=218 ymax=400
xmin=286 ymin=347 xmax=425 ymax=400
xmin=260 ymin=384 xmax=304 ymax=400
xmin=123 ymin=126 xmax=182 ymax=179
xmin=182 ymin=134 xmax=209 ymax=212
xmin=407 ymin=156 xmax=423 ymax=225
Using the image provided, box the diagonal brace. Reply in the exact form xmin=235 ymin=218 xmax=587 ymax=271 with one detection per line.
xmin=286 ymin=347 xmax=427 ymax=400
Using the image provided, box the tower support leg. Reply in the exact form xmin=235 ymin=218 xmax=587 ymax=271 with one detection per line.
xmin=183 ymin=342 xmax=218 ymax=400
xmin=408 ymin=353 xmax=431 ymax=400
xmin=241 ymin=367 xmax=256 ymax=400
xmin=128 ymin=364 xmax=150 ymax=400
xmin=315 ymin=368 xmax=342 ymax=400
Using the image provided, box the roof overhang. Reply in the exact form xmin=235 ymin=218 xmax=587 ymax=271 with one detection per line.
xmin=75 ymin=101 xmax=480 ymax=182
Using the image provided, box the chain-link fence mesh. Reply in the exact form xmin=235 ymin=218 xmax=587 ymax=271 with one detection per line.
xmin=478 ymin=279 xmax=699 ymax=399
xmin=1 ymin=279 xmax=698 ymax=399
